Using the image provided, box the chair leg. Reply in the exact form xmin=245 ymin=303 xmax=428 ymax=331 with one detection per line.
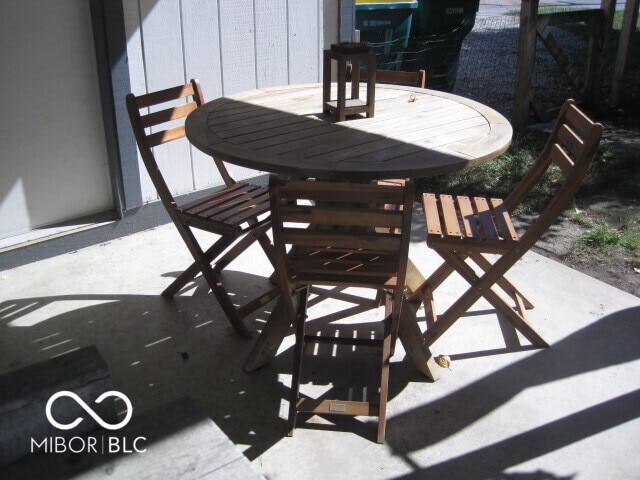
xmin=444 ymin=251 xmax=547 ymax=347
xmin=213 ymin=222 xmax=273 ymax=273
xmin=288 ymin=286 xmax=310 ymax=437
xmin=162 ymin=235 xmax=236 ymax=297
xmin=377 ymin=315 xmax=393 ymax=444
xmin=468 ymin=253 xmax=535 ymax=310
xmin=423 ymin=250 xmax=547 ymax=348
xmin=162 ymin=223 xmax=281 ymax=338
xmin=199 ymin=261 xmax=253 ymax=338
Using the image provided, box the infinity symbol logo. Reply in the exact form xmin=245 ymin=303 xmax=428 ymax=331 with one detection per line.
xmin=45 ymin=391 xmax=133 ymax=431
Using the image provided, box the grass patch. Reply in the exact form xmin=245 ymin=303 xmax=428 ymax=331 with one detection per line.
xmin=578 ymin=224 xmax=622 ymax=248
xmin=576 ymin=218 xmax=640 ymax=255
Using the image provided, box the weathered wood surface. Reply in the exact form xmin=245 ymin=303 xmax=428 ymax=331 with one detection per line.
xmin=1 ymin=346 xmax=263 ymax=479
xmin=2 ymin=397 xmax=264 ymax=480
xmin=0 ymin=346 xmax=116 ymax=468
xmin=186 ymin=84 xmax=513 ymax=181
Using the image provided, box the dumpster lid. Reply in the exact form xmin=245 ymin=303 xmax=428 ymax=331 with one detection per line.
xmin=356 ymin=1 xmax=418 ymax=10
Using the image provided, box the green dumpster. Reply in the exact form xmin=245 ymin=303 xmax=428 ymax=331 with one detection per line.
xmin=355 ymin=0 xmax=419 ymax=59
xmin=406 ymin=0 xmax=480 ymax=91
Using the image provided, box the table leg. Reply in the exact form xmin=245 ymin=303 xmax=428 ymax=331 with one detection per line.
xmin=243 ymin=263 xmax=439 ymax=381
xmin=405 ymin=256 xmax=427 ymax=294
xmin=243 ymin=290 xmax=298 ymax=372
xmin=398 ymin=300 xmax=440 ymax=381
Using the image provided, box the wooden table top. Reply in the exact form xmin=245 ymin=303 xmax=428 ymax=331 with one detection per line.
xmin=186 ymin=83 xmax=513 ymax=181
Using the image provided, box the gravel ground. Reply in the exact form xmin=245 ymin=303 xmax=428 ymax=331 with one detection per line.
xmin=455 ymin=15 xmax=521 ymax=119
xmin=454 ymin=14 xmax=598 ymax=120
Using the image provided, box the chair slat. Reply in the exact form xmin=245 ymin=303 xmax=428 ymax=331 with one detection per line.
xmin=293 ymin=272 xmax=399 ymax=289
xmin=282 ymin=229 xmax=402 ymax=252
xmin=291 ymin=258 xmax=399 ymax=276
xmin=134 ymin=83 xmax=196 ymax=109
xmin=490 ymin=198 xmax=518 ymax=241
xmin=292 ymin=249 xmax=399 ymax=265
xmin=198 ymin=191 xmax=270 ymax=224
xmin=423 ymin=193 xmax=442 ymax=235
xmin=278 ymin=182 xmax=405 ymax=206
xmin=147 ymin=125 xmax=187 ymax=147
xmin=474 ymin=197 xmax=499 ymax=239
xmin=549 ymin=142 xmax=575 ymax=176
xmin=279 ymin=205 xmax=403 ymax=230
xmin=440 ymin=195 xmax=462 ymax=237
xmin=350 ymin=65 xmax=427 ymax=88
xmin=297 ymin=387 xmax=384 ymax=412
xmin=362 ymin=68 xmax=426 ymax=88
xmin=141 ymin=102 xmax=198 ymax=128
xmin=292 ymin=247 xmax=399 ymax=258
xmin=181 ymin=183 xmax=265 ymax=214
xmin=456 ymin=195 xmax=479 ymax=238
xmin=565 ymin=103 xmax=594 ymax=137
xmin=556 ymin=122 xmax=583 ymax=157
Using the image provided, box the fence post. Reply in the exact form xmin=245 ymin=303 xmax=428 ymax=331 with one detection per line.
xmin=585 ymin=0 xmax=617 ymax=108
xmin=611 ymin=0 xmax=639 ymax=106
xmin=513 ymin=0 xmax=539 ymax=132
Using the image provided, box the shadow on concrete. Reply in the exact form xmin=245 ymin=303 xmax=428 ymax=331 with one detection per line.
xmin=385 ymin=305 xmax=640 ymax=479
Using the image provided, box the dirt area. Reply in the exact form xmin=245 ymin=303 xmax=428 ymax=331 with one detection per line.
xmin=527 ymin=191 xmax=640 ymax=298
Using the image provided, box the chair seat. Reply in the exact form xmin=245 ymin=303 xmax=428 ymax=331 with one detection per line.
xmin=289 ymin=247 xmax=401 ymax=289
xmin=177 ymin=182 xmax=270 ymax=233
xmin=423 ymin=193 xmax=520 ymax=254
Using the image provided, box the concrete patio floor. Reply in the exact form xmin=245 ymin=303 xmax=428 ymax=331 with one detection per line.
xmin=1 ymin=205 xmax=639 ymax=480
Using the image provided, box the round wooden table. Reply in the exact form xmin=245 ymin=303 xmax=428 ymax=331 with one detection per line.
xmin=186 ymin=83 xmax=512 ymax=181
xmin=186 ymin=83 xmax=513 ymax=377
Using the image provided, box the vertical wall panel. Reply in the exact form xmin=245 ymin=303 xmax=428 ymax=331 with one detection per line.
xmin=218 ymin=0 xmax=257 ymax=95
xmin=122 ymin=1 xmax=146 ymax=97
xmin=181 ymin=0 xmax=225 ymax=189
xmin=122 ymin=0 xmax=150 ymax=202
xmin=138 ymin=0 xmax=192 ymax=200
xmin=255 ymin=1 xmax=289 ymax=87
xmin=215 ymin=0 xmax=259 ymax=182
xmin=288 ymin=0 xmax=321 ymax=83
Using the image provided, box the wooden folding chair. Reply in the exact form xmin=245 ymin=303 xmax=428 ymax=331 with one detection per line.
xmin=346 ymin=64 xmax=426 ymax=88
xmin=410 ymin=99 xmax=603 ymax=348
xmin=269 ymin=176 xmax=414 ymax=443
xmin=126 ymin=79 xmax=280 ymax=338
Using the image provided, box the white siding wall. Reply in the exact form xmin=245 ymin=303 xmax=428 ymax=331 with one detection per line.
xmin=124 ymin=0 xmax=331 ymax=202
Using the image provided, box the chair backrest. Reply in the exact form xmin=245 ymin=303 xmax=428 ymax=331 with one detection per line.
xmin=269 ymin=176 xmax=414 ymax=310
xmin=505 ymin=99 xmax=603 ymax=247
xmin=125 ymin=79 xmax=237 ymax=212
xmin=346 ymin=64 xmax=426 ymax=88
